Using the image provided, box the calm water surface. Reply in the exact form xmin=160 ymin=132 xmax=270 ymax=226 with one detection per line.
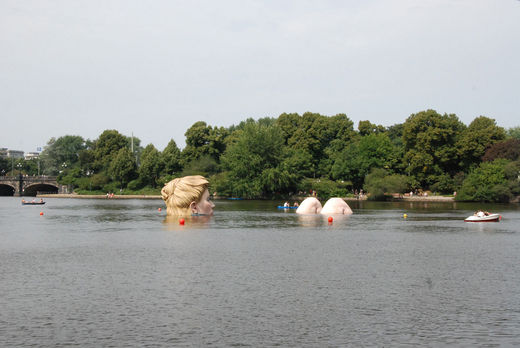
xmin=1 ymin=197 xmax=520 ymax=347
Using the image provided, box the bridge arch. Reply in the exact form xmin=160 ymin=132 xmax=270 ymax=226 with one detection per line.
xmin=24 ymin=183 xmax=59 ymax=196
xmin=0 ymin=184 xmax=15 ymax=196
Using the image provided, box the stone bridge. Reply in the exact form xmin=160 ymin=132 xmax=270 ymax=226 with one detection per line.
xmin=0 ymin=175 xmax=69 ymax=196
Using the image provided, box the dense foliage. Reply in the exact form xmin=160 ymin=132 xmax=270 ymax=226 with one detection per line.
xmin=6 ymin=110 xmax=519 ymax=201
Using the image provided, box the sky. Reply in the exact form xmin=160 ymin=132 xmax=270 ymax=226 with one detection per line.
xmin=1 ymin=0 xmax=519 ymax=153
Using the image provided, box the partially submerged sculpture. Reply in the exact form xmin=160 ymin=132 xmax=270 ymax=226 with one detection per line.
xmin=296 ymin=197 xmax=353 ymax=215
xmin=295 ymin=197 xmax=322 ymax=214
xmin=321 ymin=197 xmax=353 ymax=215
xmin=161 ymin=175 xmax=215 ymax=216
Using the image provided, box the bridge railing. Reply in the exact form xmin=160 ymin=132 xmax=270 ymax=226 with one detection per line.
xmin=0 ymin=176 xmax=58 ymax=181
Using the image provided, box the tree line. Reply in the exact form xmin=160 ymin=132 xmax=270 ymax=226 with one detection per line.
xmin=2 ymin=110 xmax=520 ymax=202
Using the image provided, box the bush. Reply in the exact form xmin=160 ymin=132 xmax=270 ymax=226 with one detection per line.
xmin=73 ymin=177 xmax=91 ymax=191
xmin=429 ymin=174 xmax=454 ymax=194
xmin=456 ymin=159 xmax=512 ymax=202
xmin=127 ymin=178 xmax=145 ymax=191
xmin=90 ymin=173 xmax=110 ymax=190
xmin=298 ymin=178 xmax=351 ymax=200
xmin=181 ymin=155 xmax=219 ymax=177
xmin=102 ymin=182 xmax=120 ymax=194
xmin=364 ymin=168 xmax=408 ymax=200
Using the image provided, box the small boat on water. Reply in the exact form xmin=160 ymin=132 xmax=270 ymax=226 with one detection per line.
xmin=464 ymin=212 xmax=501 ymax=222
xmin=277 ymin=206 xmax=298 ymax=209
xmin=21 ymin=200 xmax=45 ymax=205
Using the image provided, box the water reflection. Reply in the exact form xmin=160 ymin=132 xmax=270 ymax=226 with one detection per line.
xmin=163 ymin=215 xmax=212 ymax=230
xmin=2 ymin=197 xmax=520 ymax=347
xmin=296 ymin=213 xmax=351 ymax=227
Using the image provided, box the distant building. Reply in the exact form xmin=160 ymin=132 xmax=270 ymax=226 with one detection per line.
xmin=0 ymin=148 xmax=7 ymax=158
xmin=25 ymin=152 xmax=40 ymax=160
xmin=6 ymin=150 xmax=24 ymax=159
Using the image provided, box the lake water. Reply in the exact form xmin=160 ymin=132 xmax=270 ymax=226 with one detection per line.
xmin=1 ymin=197 xmax=520 ymax=347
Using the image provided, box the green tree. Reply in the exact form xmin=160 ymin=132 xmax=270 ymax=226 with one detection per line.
xmin=182 ymin=155 xmax=219 ymax=177
xmin=161 ymin=139 xmax=182 ymax=175
xmin=363 ymin=168 xmax=408 ymax=200
xmin=457 ymin=116 xmax=506 ymax=170
xmin=219 ymin=122 xmax=286 ymax=198
xmin=386 ymin=123 xmax=404 ymax=145
xmin=0 ymin=156 xmax=9 ymax=175
xmin=402 ymin=110 xmax=465 ymax=188
xmin=331 ymin=133 xmax=396 ymax=189
xmin=181 ymin=121 xmax=229 ymax=164
xmin=280 ymin=112 xmax=356 ymax=177
xmin=40 ymin=135 xmax=86 ymax=175
xmin=456 ymin=159 xmax=511 ymax=202
xmin=138 ymin=144 xmax=163 ymax=187
xmin=93 ymin=130 xmax=129 ymax=171
xmin=108 ymin=148 xmax=137 ymax=189
xmin=508 ymin=126 xmax=520 ymax=140
xmin=358 ymin=120 xmax=385 ymax=136
xmin=276 ymin=113 xmax=301 ymax=144
xmin=280 ymin=148 xmax=314 ymax=181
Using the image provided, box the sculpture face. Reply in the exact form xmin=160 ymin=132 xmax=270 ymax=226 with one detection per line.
xmin=192 ymin=189 xmax=215 ymax=216
xmin=161 ymin=175 xmax=211 ymax=216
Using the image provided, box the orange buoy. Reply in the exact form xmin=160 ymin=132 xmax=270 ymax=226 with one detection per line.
xmin=328 ymin=216 xmax=333 ymax=223
xmin=179 ymin=218 xmax=185 ymax=225
xmin=40 ymin=212 xmax=44 ymax=216
xmin=158 ymin=207 xmax=162 ymax=212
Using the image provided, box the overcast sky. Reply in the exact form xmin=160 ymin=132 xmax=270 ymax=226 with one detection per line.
xmin=1 ymin=0 xmax=519 ymax=152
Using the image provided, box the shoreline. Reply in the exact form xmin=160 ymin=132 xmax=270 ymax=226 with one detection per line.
xmin=38 ymin=193 xmax=455 ymax=202
xmin=38 ymin=194 xmax=162 ymax=199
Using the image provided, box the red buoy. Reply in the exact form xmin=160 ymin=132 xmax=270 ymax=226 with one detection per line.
xmin=40 ymin=212 xmax=44 ymax=216
xmin=179 ymin=218 xmax=185 ymax=225
xmin=328 ymin=216 xmax=333 ymax=223
xmin=158 ymin=207 xmax=162 ymax=212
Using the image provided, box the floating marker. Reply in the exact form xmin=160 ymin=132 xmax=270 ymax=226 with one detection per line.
xmin=179 ymin=218 xmax=185 ymax=225
xmin=40 ymin=212 xmax=44 ymax=216
xmin=158 ymin=207 xmax=162 ymax=212
xmin=328 ymin=216 xmax=333 ymax=223
xmin=403 ymin=213 xmax=407 ymax=218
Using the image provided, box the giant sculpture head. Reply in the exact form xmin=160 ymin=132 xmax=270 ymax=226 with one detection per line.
xmin=161 ymin=175 xmax=214 ymax=216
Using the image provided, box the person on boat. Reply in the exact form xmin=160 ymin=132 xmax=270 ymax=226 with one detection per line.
xmin=293 ymin=202 xmax=299 ymax=207
xmin=283 ymin=201 xmax=290 ymax=208
xmin=40 ymin=198 xmax=44 ymax=203
xmin=161 ymin=175 xmax=214 ymax=217
xmin=296 ymin=197 xmax=353 ymax=215
xmin=476 ymin=210 xmax=485 ymax=217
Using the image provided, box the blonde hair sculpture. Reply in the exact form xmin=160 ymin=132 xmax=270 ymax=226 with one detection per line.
xmin=161 ymin=175 xmax=209 ymax=216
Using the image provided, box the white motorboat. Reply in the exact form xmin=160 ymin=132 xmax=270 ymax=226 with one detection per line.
xmin=464 ymin=213 xmax=501 ymax=222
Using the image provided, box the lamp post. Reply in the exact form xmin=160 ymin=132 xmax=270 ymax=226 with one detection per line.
xmin=16 ymin=162 xmax=23 ymax=196
xmin=86 ymin=169 xmax=94 ymax=192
